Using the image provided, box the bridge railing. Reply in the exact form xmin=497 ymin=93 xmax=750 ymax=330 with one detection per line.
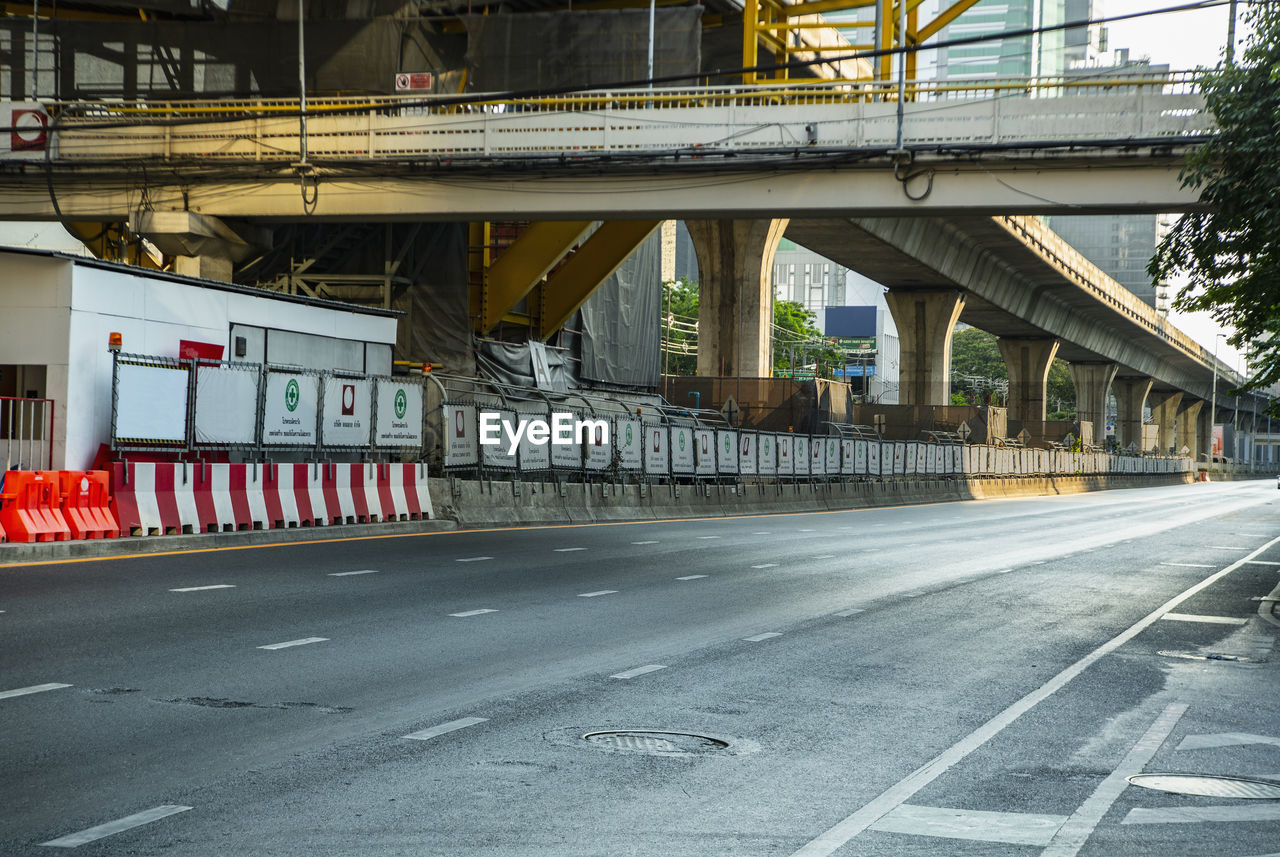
xmin=39 ymin=72 xmax=1212 ymax=165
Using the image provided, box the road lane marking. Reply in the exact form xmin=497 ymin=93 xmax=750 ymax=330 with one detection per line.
xmin=404 ymin=716 xmax=488 ymax=741
xmin=696 ymin=536 xmax=721 ymax=540
xmin=676 ymin=575 xmax=708 ymax=581
xmin=869 ymin=805 xmax=1068 ymax=847
xmin=610 ymin=664 xmax=666 ymax=679
xmin=751 ymin=563 xmax=779 ymax=569
xmin=578 ymin=590 xmax=617 ymax=598
xmin=40 ymin=805 xmax=192 ymax=848
xmin=455 ymin=556 xmax=493 ymax=563
xmin=631 ymin=541 xmax=659 ymax=545
xmin=1209 ymin=545 xmax=1251 ymax=550
xmin=798 ymin=529 xmax=815 ymax=532
xmin=743 ymin=632 xmax=782 ymax=642
xmin=1040 ymin=703 xmax=1188 ymax=857
xmin=1179 ymin=732 xmax=1280 ymax=751
xmin=785 ymin=532 xmax=1280 ymax=857
xmin=1160 ymin=613 xmax=1248 ymax=625
xmin=1246 ymin=560 xmax=1280 ymax=566
xmin=812 ymin=554 xmax=836 ymax=559
xmin=169 ymin=584 xmax=235 ymax=592
xmin=996 ymin=569 xmax=1014 ymax=574
xmin=1161 ymin=562 xmax=1216 ymax=568
xmin=752 ymin=531 xmax=772 ymax=535
xmin=0 ymin=683 xmax=72 ymax=701
xmin=449 ymin=609 xmax=498 ymax=617
xmin=258 ymin=637 xmax=328 ymax=650
xmin=1122 ymin=805 xmax=1280 ymax=825
xmin=834 ymin=608 xmax=865 ymax=616
xmin=554 ymin=547 xmax=586 ymax=552
xmin=329 ymin=569 xmax=380 ymax=576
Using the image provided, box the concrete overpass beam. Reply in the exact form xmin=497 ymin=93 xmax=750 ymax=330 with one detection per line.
xmin=686 ymin=219 xmax=788 ymax=378
xmin=996 ymin=337 xmax=1059 ymax=422
xmin=1175 ymin=398 xmax=1204 ymax=458
xmin=1148 ymin=391 xmax=1183 ymax=454
xmin=884 ymin=289 xmax=966 ymax=406
xmin=1113 ymin=376 xmax=1154 ymax=451
xmin=1069 ymin=362 xmax=1118 ymax=446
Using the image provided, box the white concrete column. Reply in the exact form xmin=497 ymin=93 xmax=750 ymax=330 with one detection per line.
xmin=1069 ymin=362 xmax=1118 ymax=445
xmin=1113 ymin=376 xmax=1153 ymax=451
xmin=1148 ymin=391 xmax=1182 ymax=454
xmin=1176 ymin=398 xmax=1203 ymax=458
xmin=884 ymin=289 xmax=966 ymax=406
xmin=997 ymin=337 xmax=1059 ymax=422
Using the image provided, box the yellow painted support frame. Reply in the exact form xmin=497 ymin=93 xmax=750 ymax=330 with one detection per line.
xmin=538 ymin=220 xmax=661 ymax=341
xmin=477 ymin=220 xmax=593 ymax=333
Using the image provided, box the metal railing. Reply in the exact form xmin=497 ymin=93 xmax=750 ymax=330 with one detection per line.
xmin=1 ymin=395 xmax=54 ymax=471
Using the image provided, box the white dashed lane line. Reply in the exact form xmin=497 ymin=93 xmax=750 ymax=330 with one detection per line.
xmin=455 ymin=557 xmax=493 ymax=563
xmin=676 ymin=575 xmax=708 ymax=581
xmin=0 ymin=682 xmax=72 ymax=701
xmin=696 ymin=536 xmax=721 ymax=540
xmin=1160 ymin=613 xmax=1248 ymax=626
xmin=404 ymin=717 xmax=488 ymax=742
xmin=752 ymin=531 xmax=772 ymax=535
xmin=610 ymin=664 xmax=666 ymax=679
xmin=631 ymin=541 xmax=659 ymax=545
xmin=329 ymin=570 xmax=380 ymax=576
xmin=1161 ymin=563 xmax=1215 ymax=569
xmin=751 ymin=563 xmax=778 ymax=569
xmin=834 ymin=608 xmax=865 ymax=616
xmin=1246 ymin=560 xmax=1280 ymax=566
xmin=40 ymin=805 xmax=192 ymax=848
xmin=1208 ymin=545 xmax=1251 ymax=550
xmin=578 ymin=590 xmax=618 ymax=598
xmin=169 ymin=584 xmax=235 ymax=592
xmin=743 ymin=632 xmax=782 ymax=642
xmin=449 ymin=609 xmax=498 ymax=618
xmin=257 ymin=637 xmax=328 ymax=650
xmin=812 ymin=554 xmax=835 ymax=560
xmin=554 ymin=548 xmax=586 ymax=553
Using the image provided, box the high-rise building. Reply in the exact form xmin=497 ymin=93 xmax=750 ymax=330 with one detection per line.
xmin=935 ymin=0 xmax=1067 ymax=79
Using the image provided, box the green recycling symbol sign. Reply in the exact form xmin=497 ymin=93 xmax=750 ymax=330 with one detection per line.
xmin=679 ymin=432 xmax=686 ymax=451
xmin=394 ymin=388 xmax=408 ymax=419
xmin=724 ymin=435 xmax=732 ymax=453
xmin=284 ymin=378 xmax=300 ymax=412
xmin=625 ymin=425 xmax=633 ymax=445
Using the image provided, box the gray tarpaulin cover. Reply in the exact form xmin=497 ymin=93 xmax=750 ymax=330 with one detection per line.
xmin=477 ymin=341 xmax=574 ymax=393
xmin=393 ymin=224 xmax=477 ymax=377
xmin=463 ymin=8 xmax=702 ymax=92
xmin=576 ymin=230 xmax=662 ymax=389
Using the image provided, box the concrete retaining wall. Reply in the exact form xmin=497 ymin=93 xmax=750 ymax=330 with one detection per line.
xmin=432 ymin=472 xmax=1198 ymax=527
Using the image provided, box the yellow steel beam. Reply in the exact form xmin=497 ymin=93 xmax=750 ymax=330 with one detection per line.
xmin=538 ymin=220 xmax=661 ymax=340
xmin=66 ymin=221 xmax=163 ymax=270
xmin=479 ymin=220 xmax=592 ymax=333
xmin=743 ymin=0 xmax=760 ymax=84
xmin=917 ymin=0 xmax=983 ymax=42
xmin=783 ymin=0 xmax=876 ymax=16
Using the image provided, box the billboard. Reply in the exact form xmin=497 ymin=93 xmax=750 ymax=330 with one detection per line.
xmin=262 ymin=371 xmax=319 ymax=446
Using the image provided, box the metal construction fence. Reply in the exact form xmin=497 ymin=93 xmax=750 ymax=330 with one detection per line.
xmin=1 ymin=395 xmax=54 ymax=471
xmin=439 ymin=402 xmax=1192 ymax=483
xmin=109 ymin=352 xmax=426 ymax=456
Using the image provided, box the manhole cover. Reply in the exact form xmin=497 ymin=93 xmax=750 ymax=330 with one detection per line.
xmin=1128 ymin=774 xmax=1280 ymax=799
xmin=583 ymin=730 xmax=729 ymax=755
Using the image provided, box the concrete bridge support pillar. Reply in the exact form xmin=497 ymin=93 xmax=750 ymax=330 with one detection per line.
xmin=686 ymin=219 xmax=788 ymax=378
xmin=1069 ymin=362 xmax=1118 ymax=446
xmin=1113 ymin=376 xmax=1154 ymax=451
xmin=1148 ymin=391 xmax=1183 ymax=454
xmin=997 ymin=337 xmax=1059 ymax=422
xmin=1175 ymin=399 xmax=1203 ymax=458
xmin=1198 ymin=404 xmax=1216 ymax=460
xmin=884 ymin=289 xmax=965 ymax=405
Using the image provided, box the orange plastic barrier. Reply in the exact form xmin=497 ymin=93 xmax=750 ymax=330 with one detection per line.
xmin=0 ymin=471 xmax=71 ymax=542
xmin=56 ymin=470 xmax=119 ymax=539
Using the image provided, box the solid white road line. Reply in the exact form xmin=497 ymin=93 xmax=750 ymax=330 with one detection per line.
xmin=554 ymin=547 xmax=586 ymax=552
xmin=329 ymin=570 xmax=380 ymax=576
xmin=743 ymin=632 xmax=782 ymax=642
xmin=404 ymin=716 xmax=488 ymax=742
xmin=676 ymin=575 xmax=708 ymax=581
xmin=257 ymin=637 xmax=328 ymax=650
xmin=869 ymin=805 xmax=1068 ymax=847
xmin=1161 ymin=562 xmax=1216 ymax=568
xmin=455 ymin=557 xmax=493 ymax=563
xmin=449 ymin=609 xmax=498 ymax=617
xmin=1040 ymin=704 xmax=1188 ymax=857
xmin=786 ymin=533 xmax=1280 ymax=857
xmin=169 ymin=584 xmax=235 ymax=592
xmin=578 ymin=590 xmax=618 ymax=598
xmin=631 ymin=541 xmax=659 ymax=545
xmin=610 ymin=664 xmax=666 ymax=679
xmin=40 ymin=805 xmax=192 ymax=848
xmin=751 ymin=563 xmax=779 ymax=569
xmin=0 ymin=683 xmax=71 ymax=701
xmin=1160 ymin=613 xmax=1248 ymax=625
xmin=1122 ymin=805 xmax=1280 ymax=825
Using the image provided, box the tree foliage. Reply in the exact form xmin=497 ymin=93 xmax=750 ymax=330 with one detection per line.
xmin=1149 ymin=3 xmax=1280 ymax=398
xmin=661 ymin=277 xmax=699 ymax=376
xmin=772 ymin=300 xmax=843 ymax=378
xmin=949 ymin=328 xmax=1075 ymax=414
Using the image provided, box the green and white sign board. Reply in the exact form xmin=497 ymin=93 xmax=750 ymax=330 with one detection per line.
xmin=616 ymin=419 xmax=643 ymax=470
xmin=374 ymin=379 xmax=424 ymax=448
xmin=263 ymin=371 xmax=319 ymax=446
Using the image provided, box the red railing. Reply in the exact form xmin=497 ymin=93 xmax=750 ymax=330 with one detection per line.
xmin=1 ymin=396 xmax=55 ymax=471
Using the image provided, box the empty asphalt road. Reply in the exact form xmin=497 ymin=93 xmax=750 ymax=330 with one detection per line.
xmin=2 ymin=479 xmax=1278 ymax=855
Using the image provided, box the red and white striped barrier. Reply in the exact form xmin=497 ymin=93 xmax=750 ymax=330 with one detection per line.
xmin=111 ymin=462 xmax=432 ymax=536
